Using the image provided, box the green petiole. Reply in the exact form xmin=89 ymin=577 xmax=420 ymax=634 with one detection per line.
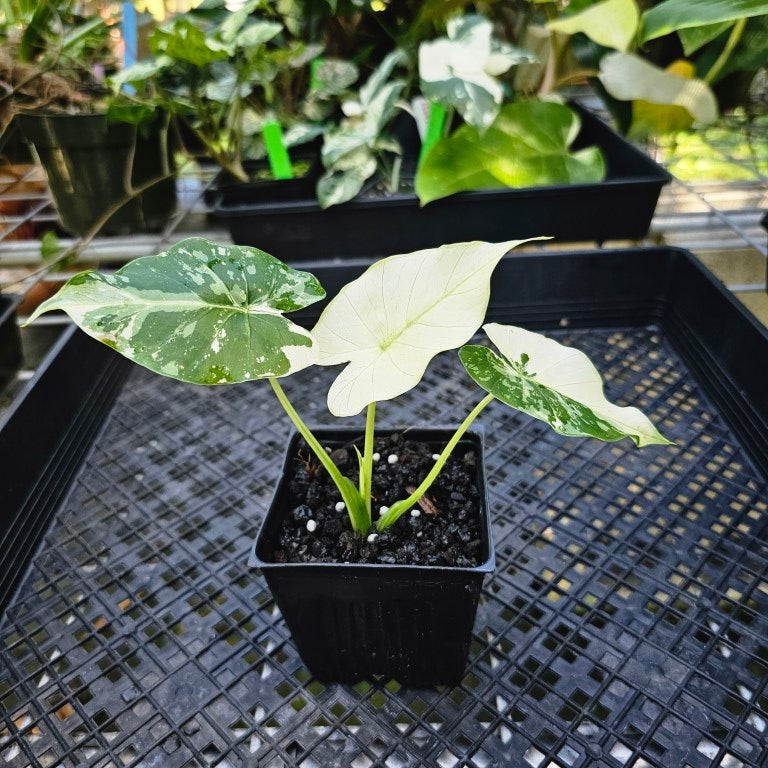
xmin=271 ymin=380 xmax=494 ymax=536
xmin=377 ymin=393 xmax=494 ymax=531
xmin=269 ymin=378 xmax=369 ymax=532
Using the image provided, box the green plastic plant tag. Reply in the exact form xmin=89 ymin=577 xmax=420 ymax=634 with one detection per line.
xmin=263 ymin=121 xmax=294 ymax=180
xmin=309 ymin=56 xmax=325 ymax=90
xmin=418 ymin=101 xmax=448 ymax=166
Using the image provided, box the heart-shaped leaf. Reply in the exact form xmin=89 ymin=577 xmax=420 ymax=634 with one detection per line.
xmin=459 ymin=323 xmax=672 ymax=447
xmin=312 ymin=240 xmax=542 ymax=417
xmin=547 ymin=0 xmax=639 ymax=52
xmin=27 ymin=238 xmax=325 ymax=384
xmin=416 ymin=101 xmax=605 ymax=205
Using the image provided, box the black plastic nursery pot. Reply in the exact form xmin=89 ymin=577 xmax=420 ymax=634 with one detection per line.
xmin=250 ymin=427 xmax=494 ymax=687
xmin=203 ymin=146 xmax=322 ymax=208
xmin=212 ymin=105 xmax=672 ymax=258
xmin=4 ymin=246 xmax=768 ymax=767
xmin=0 ymin=293 xmax=23 ymax=391
xmin=17 ymin=112 xmax=177 ymax=237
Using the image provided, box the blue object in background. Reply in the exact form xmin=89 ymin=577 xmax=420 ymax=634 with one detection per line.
xmin=121 ymin=2 xmax=137 ymax=93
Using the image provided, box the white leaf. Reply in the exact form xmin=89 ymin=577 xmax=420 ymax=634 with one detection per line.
xmin=312 ymin=240 xmax=542 ymax=416
xmin=419 ymin=15 xmax=503 ymax=130
xmin=599 ymin=51 xmax=718 ymax=123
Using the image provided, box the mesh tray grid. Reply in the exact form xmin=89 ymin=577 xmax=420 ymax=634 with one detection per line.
xmin=1 ymin=325 xmax=768 ymax=768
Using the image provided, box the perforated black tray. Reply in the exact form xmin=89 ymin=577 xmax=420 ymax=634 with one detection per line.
xmin=2 ymin=247 xmax=768 ymax=768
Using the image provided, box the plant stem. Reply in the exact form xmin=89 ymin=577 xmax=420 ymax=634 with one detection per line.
xmin=704 ymin=18 xmax=746 ymax=84
xmin=362 ymin=402 xmax=376 ymax=514
xmin=377 ymin=393 xmax=495 ymax=531
xmin=269 ymin=378 xmax=369 ymax=532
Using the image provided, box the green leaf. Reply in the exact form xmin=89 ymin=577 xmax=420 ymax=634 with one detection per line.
xmin=312 ymin=240 xmax=542 ymax=417
xmin=547 ymin=0 xmax=639 ymax=52
xmin=694 ymin=14 xmax=768 ymax=80
xmin=316 ymin=150 xmax=377 ymax=208
xmin=235 ymin=20 xmax=283 ymax=49
xmin=151 ymin=19 xmax=231 ymax=66
xmin=109 ymin=57 xmax=173 ymax=92
xmin=218 ymin=0 xmax=264 ymax=42
xmin=460 ymin=324 xmax=672 ymax=447
xmin=40 ymin=230 xmax=61 ymax=261
xmin=599 ymin=51 xmax=718 ymax=123
xmin=27 ymin=238 xmax=325 ymax=384
xmin=678 ymin=21 xmax=733 ymax=55
xmin=416 ymin=101 xmax=606 ymax=205
xmin=61 ymin=17 xmax=107 ymax=56
xmin=310 ymin=58 xmax=359 ymax=96
xmin=640 ymin=0 xmax=768 ymax=43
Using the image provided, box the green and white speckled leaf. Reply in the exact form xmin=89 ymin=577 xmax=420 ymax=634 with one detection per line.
xmin=312 ymin=240 xmax=542 ymax=418
xmin=459 ymin=323 xmax=671 ymax=447
xmin=27 ymin=238 xmax=325 ymax=384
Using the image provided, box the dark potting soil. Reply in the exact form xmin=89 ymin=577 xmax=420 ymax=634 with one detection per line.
xmin=271 ymin=433 xmax=484 ymax=568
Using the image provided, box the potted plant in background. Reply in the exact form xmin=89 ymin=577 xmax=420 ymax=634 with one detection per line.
xmin=1 ymin=0 xmax=178 ymax=237
xmin=27 ymin=236 xmax=670 ymax=684
xmin=112 ymin=0 xmax=357 ymax=204
xmin=532 ymin=0 xmax=768 ymax=136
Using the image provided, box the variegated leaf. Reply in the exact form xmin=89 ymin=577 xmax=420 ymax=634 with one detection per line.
xmin=27 ymin=238 xmax=325 ymax=384
xmin=459 ymin=323 xmax=672 ymax=447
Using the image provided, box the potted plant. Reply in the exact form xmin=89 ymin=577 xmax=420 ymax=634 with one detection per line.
xmin=533 ymin=0 xmax=768 ymax=136
xmin=111 ymin=1 xmax=357 ymax=203
xmin=1 ymin=1 xmax=177 ymax=237
xmin=212 ymin=10 xmax=670 ymax=255
xmin=27 ymin=237 xmax=670 ymax=684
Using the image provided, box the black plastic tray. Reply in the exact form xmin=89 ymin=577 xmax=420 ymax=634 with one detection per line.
xmin=0 ymin=294 xmax=23 ymax=391
xmin=212 ymin=107 xmax=672 ymax=259
xmin=2 ymin=247 xmax=768 ymax=768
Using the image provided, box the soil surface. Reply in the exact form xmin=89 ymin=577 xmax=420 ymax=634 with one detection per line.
xmin=271 ymin=433 xmax=485 ymax=567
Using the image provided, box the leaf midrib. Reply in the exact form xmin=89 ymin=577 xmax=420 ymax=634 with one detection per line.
xmin=377 ymin=253 xmax=480 ymax=352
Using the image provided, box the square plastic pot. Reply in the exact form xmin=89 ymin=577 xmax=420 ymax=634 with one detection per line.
xmin=249 ymin=426 xmax=495 ymax=686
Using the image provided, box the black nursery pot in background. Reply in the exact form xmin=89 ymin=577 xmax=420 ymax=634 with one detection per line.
xmin=250 ymin=427 xmax=495 ymax=687
xmin=203 ymin=145 xmax=322 ymax=208
xmin=214 ymin=105 xmax=672 ymax=259
xmin=18 ymin=113 xmax=177 ymax=237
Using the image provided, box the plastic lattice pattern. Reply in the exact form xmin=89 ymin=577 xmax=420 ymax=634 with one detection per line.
xmin=1 ymin=327 xmax=768 ymax=768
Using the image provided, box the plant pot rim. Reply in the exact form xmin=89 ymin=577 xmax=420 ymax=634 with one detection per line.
xmin=249 ymin=424 xmax=496 ymax=575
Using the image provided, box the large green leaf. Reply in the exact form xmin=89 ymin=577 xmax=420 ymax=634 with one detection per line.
xmin=547 ymin=0 xmax=639 ymax=52
xmin=312 ymin=240 xmax=541 ymax=417
xmin=599 ymin=51 xmax=718 ymax=123
xmin=27 ymin=238 xmax=325 ymax=384
xmin=640 ymin=0 xmax=768 ymax=43
xmin=416 ymin=101 xmax=606 ymax=205
xmin=460 ymin=324 xmax=672 ymax=446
